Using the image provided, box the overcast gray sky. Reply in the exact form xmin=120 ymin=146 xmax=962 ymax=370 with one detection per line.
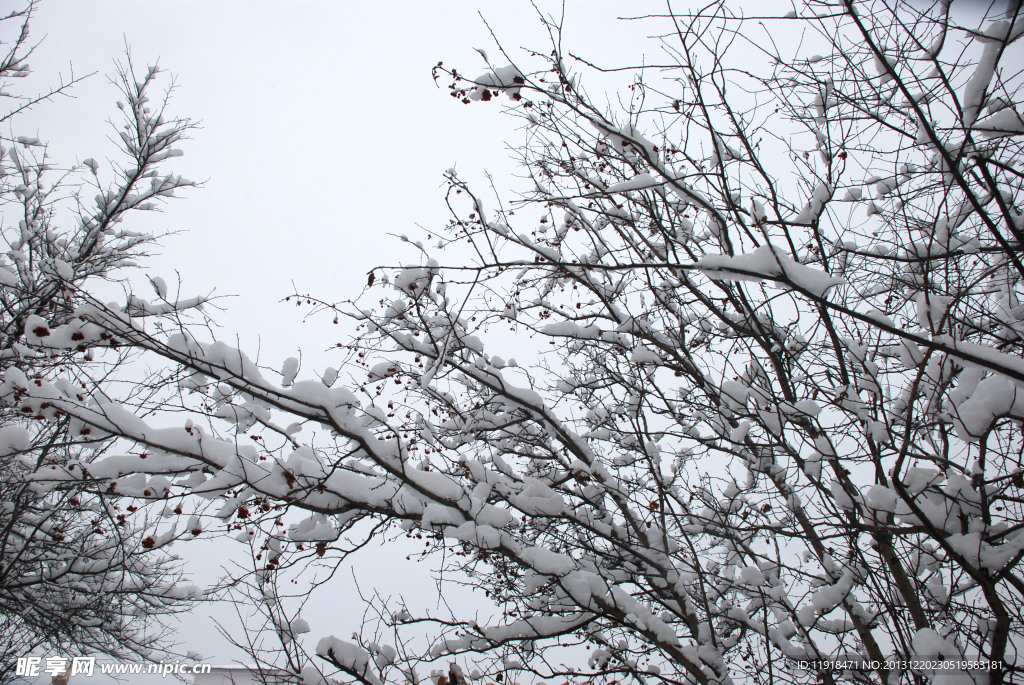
xmin=25 ymin=1 xmax=663 ymax=359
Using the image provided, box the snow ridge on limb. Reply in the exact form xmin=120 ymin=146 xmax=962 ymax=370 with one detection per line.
xmin=696 ymin=244 xmax=846 ymax=297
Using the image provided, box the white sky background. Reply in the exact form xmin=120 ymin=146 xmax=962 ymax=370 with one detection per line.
xmin=24 ymin=0 xmax=670 ymax=365
xmin=15 ymin=0 xmax=671 ymax=669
